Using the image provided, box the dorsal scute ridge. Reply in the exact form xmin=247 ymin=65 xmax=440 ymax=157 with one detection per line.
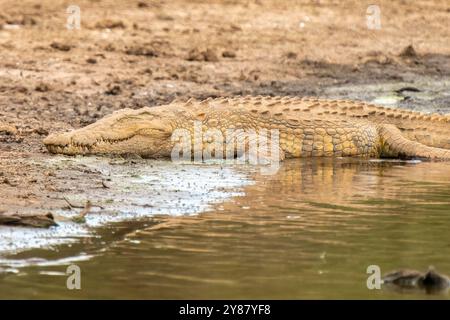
xmin=177 ymin=96 xmax=448 ymax=123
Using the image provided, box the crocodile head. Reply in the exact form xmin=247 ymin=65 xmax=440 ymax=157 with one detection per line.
xmin=44 ymin=107 xmax=174 ymax=157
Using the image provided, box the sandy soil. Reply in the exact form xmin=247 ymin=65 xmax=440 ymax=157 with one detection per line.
xmin=0 ymin=0 xmax=449 ymax=225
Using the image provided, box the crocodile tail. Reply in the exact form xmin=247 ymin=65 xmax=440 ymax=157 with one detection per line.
xmin=379 ymin=124 xmax=450 ymax=160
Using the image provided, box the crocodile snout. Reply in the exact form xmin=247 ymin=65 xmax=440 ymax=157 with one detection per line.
xmin=44 ymin=131 xmax=95 ymax=155
xmin=43 ymin=132 xmax=73 ymax=147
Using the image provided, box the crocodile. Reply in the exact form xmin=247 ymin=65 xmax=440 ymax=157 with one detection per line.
xmin=44 ymin=96 xmax=450 ymax=160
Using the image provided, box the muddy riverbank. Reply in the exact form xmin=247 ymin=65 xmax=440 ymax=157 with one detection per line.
xmin=1 ymin=1 xmax=450 ymax=231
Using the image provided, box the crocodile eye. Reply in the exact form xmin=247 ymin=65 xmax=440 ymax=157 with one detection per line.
xmin=116 ymin=115 xmax=143 ymax=123
xmin=206 ymin=136 xmax=214 ymax=143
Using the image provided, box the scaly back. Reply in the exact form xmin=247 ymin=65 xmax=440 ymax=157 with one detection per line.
xmin=166 ymin=96 xmax=450 ymax=150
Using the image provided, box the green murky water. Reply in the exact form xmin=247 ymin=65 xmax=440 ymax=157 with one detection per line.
xmin=1 ymin=159 xmax=450 ymax=299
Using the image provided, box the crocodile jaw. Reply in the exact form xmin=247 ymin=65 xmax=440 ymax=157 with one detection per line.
xmin=44 ymin=130 xmax=172 ymax=157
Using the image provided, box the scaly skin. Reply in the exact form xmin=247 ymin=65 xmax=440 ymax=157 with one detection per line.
xmin=44 ymin=96 xmax=450 ymax=160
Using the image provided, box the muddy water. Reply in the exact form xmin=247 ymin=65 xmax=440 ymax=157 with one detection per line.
xmin=1 ymin=159 xmax=450 ymax=299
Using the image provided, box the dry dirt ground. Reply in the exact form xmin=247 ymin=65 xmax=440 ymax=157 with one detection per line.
xmin=0 ymin=0 xmax=449 ymax=225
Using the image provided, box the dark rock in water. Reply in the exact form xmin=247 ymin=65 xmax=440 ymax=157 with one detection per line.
xmin=383 ymin=269 xmax=423 ymax=288
xmin=0 ymin=212 xmax=57 ymax=228
xmin=420 ymin=269 xmax=450 ymax=291
xmin=383 ymin=267 xmax=450 ymax=294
